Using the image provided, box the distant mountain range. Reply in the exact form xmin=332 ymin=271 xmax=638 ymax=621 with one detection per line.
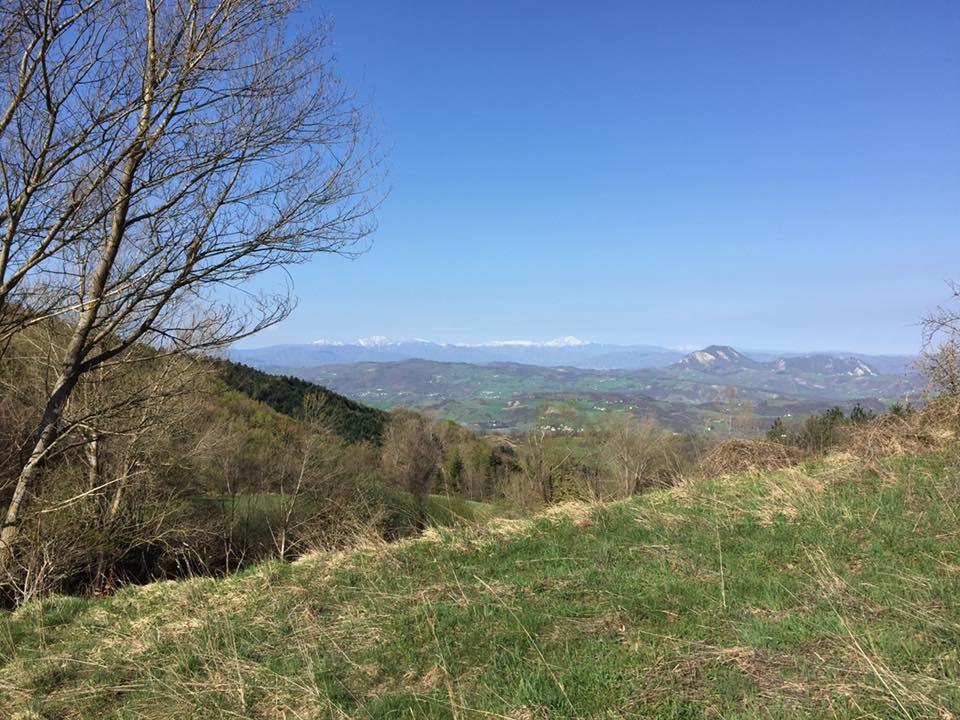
xmin=677 ymin=345 xmax=880 ymax=377
xmin=229 ymin=338 xmax=915 ymax=374
xmin=229 ymin=336 xmax=684 ymax=369
xmin=234 ymin=342 xmax=923 ymax=435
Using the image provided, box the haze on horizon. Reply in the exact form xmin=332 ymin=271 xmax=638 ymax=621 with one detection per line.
xmin=257 ymin=334 xmax=915 ymax=359
xmin=240 ymin=1 xmax=959 ymax=356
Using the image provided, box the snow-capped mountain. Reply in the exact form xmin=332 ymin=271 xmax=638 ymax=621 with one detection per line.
xmin=228 ymin=337 xmax=684 ymax=369
xmin=228 ymin=338 xmax=908 ymax=376
xmin=475 ymin=336 xmax=590 ymax=348
xmin=354 ymin=336 xmax=403 ymax=348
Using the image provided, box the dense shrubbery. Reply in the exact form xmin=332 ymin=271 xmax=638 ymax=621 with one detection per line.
xmin=498 ymin=415 xmax=708 ymax=508
xmin=757 ymin=396 xmax=960 ymax=469
xmin=766 ymin=403 xmax=880 ymax=454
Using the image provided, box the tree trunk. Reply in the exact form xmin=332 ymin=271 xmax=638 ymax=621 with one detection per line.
xmin=0 ymin=45 xmax=149 ymax=575
xmin=414 ymin=492 xmax=427 ymax=533
xmin=86 ymin=435 xmax=100 ymax=488
xmin=93 ymin=456 xmax=135 ymax=595
xmin=540 ymin=467 xmax=553 ymax=505
xmin=0 ymin=373 xmax=79 ymax=572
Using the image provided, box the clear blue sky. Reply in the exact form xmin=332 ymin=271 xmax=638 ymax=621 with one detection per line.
xmin=243 ymin=0 xmax=959 ymax=354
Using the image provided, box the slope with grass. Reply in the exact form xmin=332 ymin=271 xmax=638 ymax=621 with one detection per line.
xmin=2 ymin=452 xmax=959 ymax=718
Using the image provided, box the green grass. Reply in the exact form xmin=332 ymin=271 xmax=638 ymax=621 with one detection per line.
xmin=424 ymin=494 xmax=517 ymax=525
xmin=192 ymin=486 xmax=515 ymax=553
xmin=2 ymin=452 xmax=959 ymax=718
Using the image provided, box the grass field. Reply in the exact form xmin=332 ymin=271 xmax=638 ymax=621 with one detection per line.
xmin=2 ymin=451 xmax=959 ymax=718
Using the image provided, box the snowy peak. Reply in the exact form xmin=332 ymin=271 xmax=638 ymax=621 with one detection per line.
xmin=355 ymin=336 xmax=397 ymax=348
xmin=476 ymin=336 xmax=591 ymax=348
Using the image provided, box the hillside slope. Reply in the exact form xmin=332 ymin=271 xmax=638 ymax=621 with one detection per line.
xmin=2 ymin=452 xmax=959 ymax=718
xmin=214 ymin=359 xmax=389 ymax=444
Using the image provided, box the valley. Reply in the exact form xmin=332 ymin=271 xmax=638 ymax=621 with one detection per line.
xmin=239 ymin=344 xmax=923 ymax=435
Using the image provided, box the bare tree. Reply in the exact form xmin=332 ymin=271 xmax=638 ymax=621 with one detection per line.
xmin=271 ymin=393 xmax=348 ymax=559
xmin=0 ymin=349 xmax=208 ymax=600
xmin=516 ymin=426 xmax=570 ymax=506
xmin=0 ymin=0 xmax=380 ymax=571
xmin=599 ymin=415 xmax=671 ymax=498
xmin=381 ymin=411 xmax=442 ymax=531
xmin=921 ymin=282 xmax=960 ymax=397
xmin=82 ymin=355 xmax=208 ymax=591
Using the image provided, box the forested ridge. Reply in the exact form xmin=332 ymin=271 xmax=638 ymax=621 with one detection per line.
xmin=214 ymin=360 xmax=388 ymax=444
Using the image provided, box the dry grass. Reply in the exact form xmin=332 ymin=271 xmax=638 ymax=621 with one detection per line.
xmin=839 ymin=415 xmax=941 ymax=461
xmin=700 ymin=438 xmax=802 ymax=476
xmin=3 ymin=451 xmax=960 ymax=718
xmin=700 ymin=399 xmax=960 ymax=485
xmin=919 ymin=394 xmax=960 ymax=433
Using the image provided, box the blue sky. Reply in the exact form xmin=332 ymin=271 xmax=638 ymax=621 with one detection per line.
xmin=243 ymin=0 xmax=959 ymax=354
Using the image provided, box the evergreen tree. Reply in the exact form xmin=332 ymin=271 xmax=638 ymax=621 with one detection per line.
xmin=849 ymin=403 xmax=876 ymax=424
xmin=767 ymin=417 xmax=789 ymax=443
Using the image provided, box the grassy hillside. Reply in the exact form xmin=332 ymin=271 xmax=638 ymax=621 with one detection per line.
xmin=2 ymin=451 xmax=959 ymax=718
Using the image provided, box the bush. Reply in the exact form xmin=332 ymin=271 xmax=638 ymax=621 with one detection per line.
xmin=794 ymin=406 xmax=846 ymax=454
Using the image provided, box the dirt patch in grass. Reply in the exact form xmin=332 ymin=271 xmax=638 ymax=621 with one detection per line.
xmin=633 ymin=641 xmax=859 ymax=711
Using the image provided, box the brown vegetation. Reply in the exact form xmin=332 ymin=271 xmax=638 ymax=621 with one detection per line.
xmin=700 ymin=439 xmax=800 ymax=477
xmin=0 ymin=0 xmax=380 ymax=574
xmin=381 ymin=411 xmax=443 ymax=530
xmin=837 ymin=414 xmax=940 ymax=461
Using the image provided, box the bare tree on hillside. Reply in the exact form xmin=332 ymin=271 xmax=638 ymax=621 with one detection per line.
xmin=80 ymin=355 xmax=208 ymax=592
xmin=921 ymin=282 xmax=960 ymax=397
xmin=10 ymin=354 xmax=206 ymax=600
xmin=516 ymin=426 xmax=571 ymax=506
xmin=600 ymin=415 xmax=671 ymax=498
xmin=0 ymin=0 xmax=380 ymax=571
xmin=381 ymin=412 xmax=442 ymax=531
xmin=271 ymin=393 xmax=351 ymax=559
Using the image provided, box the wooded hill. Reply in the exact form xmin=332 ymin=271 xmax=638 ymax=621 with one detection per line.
xmin=213 ymin=359 xmax=388 ymax=445
xmin=0 ymin=332 xmax=513 ymax=605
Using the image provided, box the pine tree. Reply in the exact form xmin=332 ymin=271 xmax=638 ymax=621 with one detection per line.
xmin=767 ymin=417 xmax=789 ymax=444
